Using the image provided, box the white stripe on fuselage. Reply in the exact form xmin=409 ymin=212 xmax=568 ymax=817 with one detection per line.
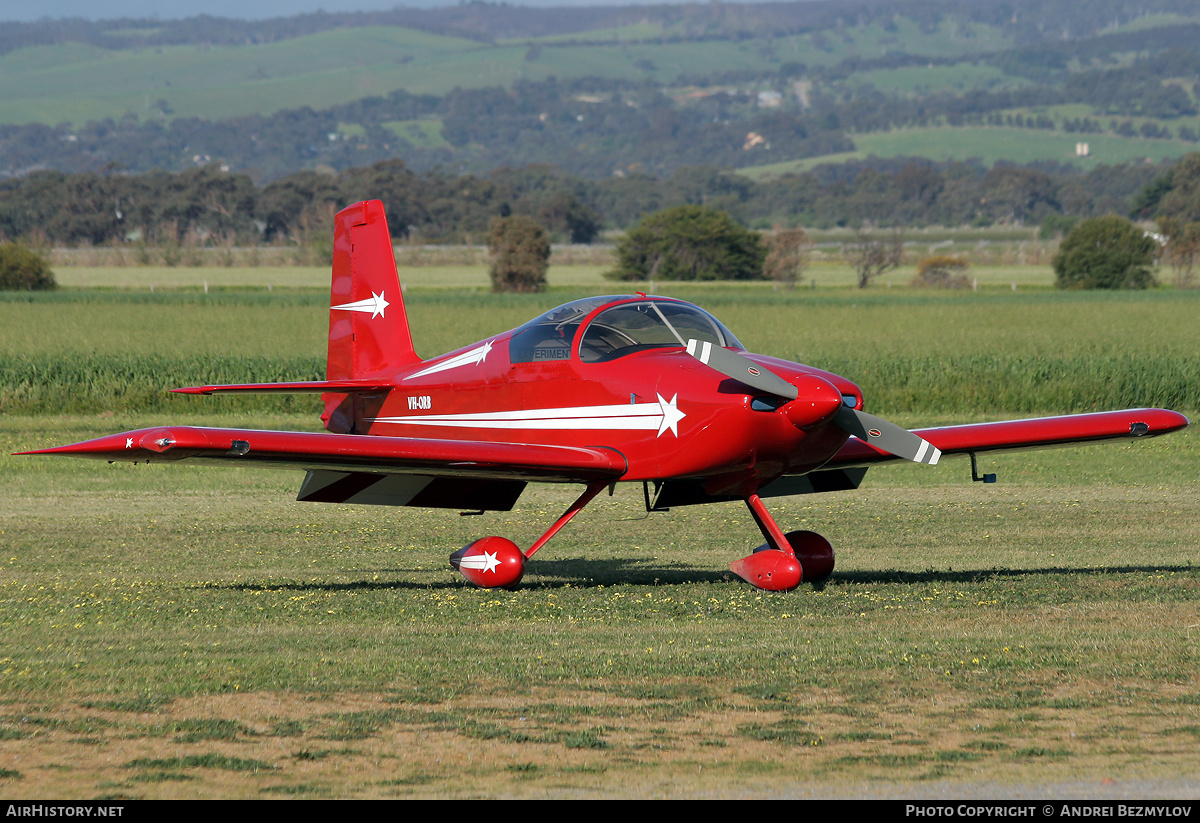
xmin=368 ymin=394 xmax=686 ymax=438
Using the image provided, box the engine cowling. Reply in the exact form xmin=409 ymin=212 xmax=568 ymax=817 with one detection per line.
xmin=450 ymin=536 xmax=526 ymax=589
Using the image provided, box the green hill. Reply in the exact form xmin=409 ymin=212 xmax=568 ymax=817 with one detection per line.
xmin=0 ymin=14 xmax=1020 ymax=127
xmin=1 ymin=1 xmax=1199 ymax=182
xmin=0 ymin=27 xmax=485 ymax=125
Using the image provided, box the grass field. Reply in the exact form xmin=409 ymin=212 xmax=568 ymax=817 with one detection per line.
xmin=1 ymin=284 xmax=1197 ymax=798
xmin=844 ymin=64 xmax=1026 ymax=96
xmin=49 ymin=260 xmax=1054 ymax=291
xmin=381 ymin=119 xmax=447 ymax=150
xmin=741 ymin=126 xmax=1199 ymax=179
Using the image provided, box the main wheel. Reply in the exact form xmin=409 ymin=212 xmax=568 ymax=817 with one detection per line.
xmin=784 ymin=530 xmax=835 ymax=583
xmin=450 ymin=536 xmax=525 ymax=589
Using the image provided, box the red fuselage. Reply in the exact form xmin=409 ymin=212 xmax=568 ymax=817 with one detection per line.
xmin=345 ymin=296 xmax=861 ymax=494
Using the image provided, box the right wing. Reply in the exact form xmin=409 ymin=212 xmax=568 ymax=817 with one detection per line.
xmin=822 ymin=408 xmax=1189 ymax=469
xmin=649 ymin=407 xmax=1188 ymax=508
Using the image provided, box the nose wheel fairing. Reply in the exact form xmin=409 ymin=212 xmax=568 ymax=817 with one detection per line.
xmin=729 ymin=493 xmax=835 ymax=591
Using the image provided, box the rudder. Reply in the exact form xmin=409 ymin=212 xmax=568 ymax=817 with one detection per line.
xmin=324 ymin=200 xmax=419 ymax=432
xmin=327 ymin=199 xmax=418 ymax=378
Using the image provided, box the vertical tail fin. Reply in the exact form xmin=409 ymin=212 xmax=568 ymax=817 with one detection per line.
xmin=327 ymin=199 xmax=418 ymax=378
xmin=323 ymin=200 xmax=419 ymax=432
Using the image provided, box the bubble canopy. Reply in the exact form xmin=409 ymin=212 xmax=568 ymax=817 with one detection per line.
xmin=508 ymin=296 xmax=743 ymax=364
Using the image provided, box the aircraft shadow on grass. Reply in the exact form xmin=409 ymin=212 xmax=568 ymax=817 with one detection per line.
xmin=213 ymin=561 xmax=1194 ymax=594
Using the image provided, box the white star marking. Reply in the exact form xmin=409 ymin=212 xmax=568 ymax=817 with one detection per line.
xmin=457 ymin=550 xmax=500 ymax=574
xmin=656 ymin=393 xmax=685 ymax=437
xmin=125 ymin=437 xmax=134 ymax=449
xmin=406 ymin=339 xmax=494 ymax=380
xmin=331 ymin=291 xmax=389 ymax=319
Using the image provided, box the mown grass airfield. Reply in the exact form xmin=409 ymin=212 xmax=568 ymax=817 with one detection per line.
xmin=2 ymin=265 xmax=1197 ymax=797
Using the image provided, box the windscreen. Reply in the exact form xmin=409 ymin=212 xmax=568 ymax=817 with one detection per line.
xmin=579 ymin=301 xmax=742 ymax=363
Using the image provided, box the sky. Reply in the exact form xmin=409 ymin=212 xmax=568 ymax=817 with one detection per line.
xmin=0 ymin=0 xmax=691 ymax=22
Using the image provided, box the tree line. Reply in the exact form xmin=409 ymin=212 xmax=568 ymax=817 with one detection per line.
xmin=1 ymin=78 xmax=853 ymax=183
xmin=2 ymin=153 xmax=1192 ymax=248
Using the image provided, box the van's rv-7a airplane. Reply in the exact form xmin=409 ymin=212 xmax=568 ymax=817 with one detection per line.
xmin=20 ymin=200 xmax=1189 ymax=591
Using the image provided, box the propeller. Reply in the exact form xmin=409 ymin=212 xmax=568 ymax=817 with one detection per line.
xmin=831 ymin=405 xmax=940 ymax=465
xmin=685 ymin=339 xmax=941 ymax=465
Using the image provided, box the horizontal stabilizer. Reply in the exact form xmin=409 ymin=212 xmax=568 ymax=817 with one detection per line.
xmin=173 ymin=379 xmax=395 ymax=395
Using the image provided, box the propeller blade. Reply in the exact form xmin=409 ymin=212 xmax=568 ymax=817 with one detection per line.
xmin=684 ymin=338 xmax=939 ymax=465
xmin=834 ymin=406 xmax=941 ymax=465
xmin=685 ymin=339 xmax=840 ymax=427
xmin=686 ymin=339 xmax=798 ymax=399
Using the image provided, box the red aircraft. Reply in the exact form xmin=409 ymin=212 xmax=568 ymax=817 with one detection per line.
xmin=21 ymin=200 xmax=1189 ymax=592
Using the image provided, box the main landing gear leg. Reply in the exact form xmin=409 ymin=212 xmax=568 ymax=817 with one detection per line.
xmin=729 ymin=493 xmax=836 ymax=592
xmin=450 ymin=481 xmax=609 ymax=589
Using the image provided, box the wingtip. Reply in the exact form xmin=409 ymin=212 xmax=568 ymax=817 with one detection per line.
xmin=13 ymin=444 xmax=88 ymax=456
xmin=1133 ymin=408 xmax=1190 ymax=436
xmin=13 ymin=431 xmax=153 ymax=458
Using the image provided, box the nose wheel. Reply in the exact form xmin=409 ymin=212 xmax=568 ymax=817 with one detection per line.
xmin=730 ymin=494 xmax=835 ymax=591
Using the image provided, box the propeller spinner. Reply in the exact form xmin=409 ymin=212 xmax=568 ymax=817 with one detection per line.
xmin=685 ymin=339 xmax=941 ymax=465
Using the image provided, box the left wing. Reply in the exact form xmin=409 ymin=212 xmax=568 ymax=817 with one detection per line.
xmin=17 ymin=426 xmax=628 ymax=512
xmin=823 ymin=408 xmax=1188 ymax=469
xmin=17 ymin=426 xmax=627 ymax=482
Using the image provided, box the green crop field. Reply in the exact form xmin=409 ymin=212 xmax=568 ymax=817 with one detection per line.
xmin=4 ymin=285 xmax=1198 ymax=415
xmin=1 ymin=284 xmax=1197 ymax=797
